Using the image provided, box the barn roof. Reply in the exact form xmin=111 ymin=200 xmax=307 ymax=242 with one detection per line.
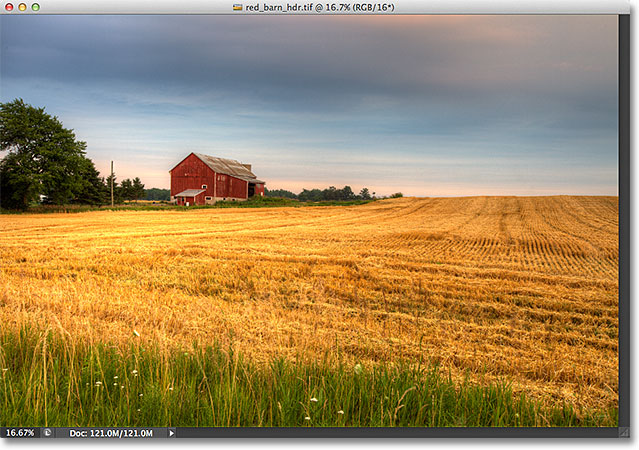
xmin=236 ymin=176 xmax=266 ymax=184
xmin=192 ymin=153 xmax=257 ymax=179
xmin=174 ymin=189 xmax=206 ymax=197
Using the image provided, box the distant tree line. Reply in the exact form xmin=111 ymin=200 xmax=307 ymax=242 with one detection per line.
xmin=144 ymin=188 xmax=170 ymax=201
xmin=263 ymin=188 xmax=298 ymax=199
xmin=0 ymin=99 xmax=150 ymax=210
xmin=265 ymin=186 xmax=403 ymax=201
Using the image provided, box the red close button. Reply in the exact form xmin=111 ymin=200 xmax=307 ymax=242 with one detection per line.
xmin=5 ymin=3 xmax=14 ymax=11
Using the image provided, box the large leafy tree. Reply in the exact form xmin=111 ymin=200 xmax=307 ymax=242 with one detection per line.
xmin=0 ymin=99 xmax=90 ymax=209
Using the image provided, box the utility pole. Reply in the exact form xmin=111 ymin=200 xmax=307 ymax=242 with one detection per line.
xmin=110 ymin=161 xmax=114 ymax=207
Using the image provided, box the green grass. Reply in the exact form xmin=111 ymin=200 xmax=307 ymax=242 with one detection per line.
xmin=0 ymin=196 xmax=375 ymax=214
xmin=0 ymin=328 xmax=617 ymax=427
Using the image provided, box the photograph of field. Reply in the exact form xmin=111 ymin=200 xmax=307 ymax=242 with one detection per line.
xmin=0 ymin=12 xmax=620 ymax=431
xmin=0 ymin=196 xmax=618 ymax=426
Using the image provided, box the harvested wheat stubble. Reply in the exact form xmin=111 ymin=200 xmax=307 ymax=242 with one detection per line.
xmin=0 ymin=196 xmax=618 ymax=411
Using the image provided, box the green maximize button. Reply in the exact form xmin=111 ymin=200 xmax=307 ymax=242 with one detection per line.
xmin=31 ymin=2 xmax=39 ymax=10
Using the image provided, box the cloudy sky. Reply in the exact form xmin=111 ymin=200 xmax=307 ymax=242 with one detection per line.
xmin=0 ymin=15 xmax=618 ymax=196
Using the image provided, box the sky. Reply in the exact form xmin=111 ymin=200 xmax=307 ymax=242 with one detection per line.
xmin=0 ymin=15 xmax=618 ymax=196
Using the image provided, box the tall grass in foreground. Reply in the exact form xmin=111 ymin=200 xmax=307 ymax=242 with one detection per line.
xmin=0 ymin=328 xmax=617 ymax=427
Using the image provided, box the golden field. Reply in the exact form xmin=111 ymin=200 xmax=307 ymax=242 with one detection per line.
xmin=0 ymin=196 xmax=618 ymax=411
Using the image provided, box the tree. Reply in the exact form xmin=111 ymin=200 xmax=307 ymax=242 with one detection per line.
xmin=340 ymin=186 xmax=356 ymax=200
xmin=72 ymin=158 xmax=109 ymax=205
xmin=131 ymin=177 xmax=145 ymax=201
xmin=359 ymin=187 xmax=371 ymax=200
xmin=0 ymin=99 xmax=89 ymax=209
xmin=120 ymin=178 xmax=134 ymax=201
xmin=0 ymin=152 xmax=40 ymax=209
xmin=390 ymin=192 xmax=404 ymax=198
xmin=323 ymin=186 xmax=339 ymax=201
xmin=105 ymin=173 xmax=123 ymax=204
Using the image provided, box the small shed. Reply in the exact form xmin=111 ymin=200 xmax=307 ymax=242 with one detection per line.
xmin=174 ymin=189 xmax=206 ymax=206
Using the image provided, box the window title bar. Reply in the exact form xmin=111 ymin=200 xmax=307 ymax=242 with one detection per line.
xmin=0 ymin=0 xmax=630 ymax=15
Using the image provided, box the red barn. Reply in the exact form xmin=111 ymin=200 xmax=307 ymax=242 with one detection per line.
xmin=170 ymin=153 xmax=265 ymax=205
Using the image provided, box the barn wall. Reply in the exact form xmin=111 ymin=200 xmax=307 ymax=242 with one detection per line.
xmin=170 ymin=153 xmax=216 ymax=199
xmin=215 ymin=173 xmax=248 ymax=200
xmin=195 ymin=192 xmax=206 ymax=205
xmin=177 ymin=196 xmax=195 ymax=206
xmin=255 ymin=183 xmax=265 ymax=197
xmin=230 ymin=176 xmax=248 ymax=199
xmin=215 ymin=174 xmax=226 ymax=197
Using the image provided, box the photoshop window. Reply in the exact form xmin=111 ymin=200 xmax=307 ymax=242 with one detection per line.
xmin=0 ymin=0 xmax=630 ymax=440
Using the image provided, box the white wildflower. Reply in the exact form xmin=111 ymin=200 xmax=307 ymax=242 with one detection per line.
xmin=338 ymin=410 xmax=344 ymax=415
xmin=310 ymin=397 xmax=318 ymax=403
xmin=113 ymin=376 xmax=118 ymax=379
xmin=354 ymin=364 xmax=362 ymax=375
xmin=95 ymin=381 xmax=102 ymax=386
xmin=139 ymin=393 xmax=143 ymax=397
xmin=304 ymin=416 xmax=310 ymax=421
xmin=133 ymin=330 xmax=140 ymax=337
xmin=131 ymin=370 xmax=138 ymax=375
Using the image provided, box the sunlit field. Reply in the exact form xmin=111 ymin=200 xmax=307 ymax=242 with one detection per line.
xmin=0 ymin=196 xmax=619 ymax=426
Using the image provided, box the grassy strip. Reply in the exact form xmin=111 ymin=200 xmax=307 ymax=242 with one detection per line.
xmin=0 ymin=197 xmax=375 ymax=214
xmin=0 ymin=328 xmax=616 ymax=427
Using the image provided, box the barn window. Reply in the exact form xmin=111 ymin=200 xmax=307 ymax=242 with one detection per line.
xmin=202 ymin=184 xmax=207 ymax=189
xmin=205 ymin=196 xmax=212 ymax=200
